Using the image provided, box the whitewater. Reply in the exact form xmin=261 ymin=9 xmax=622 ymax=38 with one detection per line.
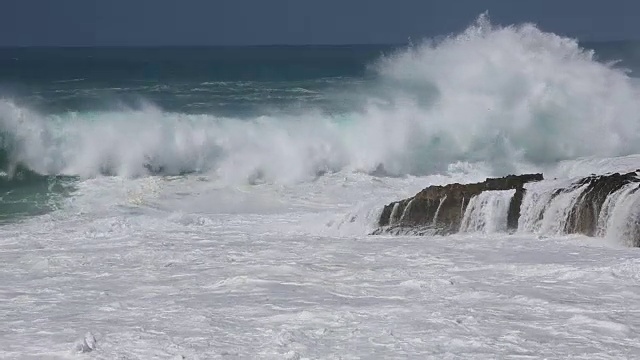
xmin=2 ymin=15 xmax=640 ymax=358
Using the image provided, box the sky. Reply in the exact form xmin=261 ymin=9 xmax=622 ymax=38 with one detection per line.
xmin=1 ymin=0 xmax=639 ymax=46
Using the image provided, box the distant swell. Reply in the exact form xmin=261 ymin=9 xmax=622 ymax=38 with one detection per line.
xmin=2 ymin=14 xmax=640 ymax=184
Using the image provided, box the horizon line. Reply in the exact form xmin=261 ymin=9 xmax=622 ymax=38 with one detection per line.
xmin=0 ymin=39 xmax=637 ymax=49
xmin=0 ymin=43 xmax=405 ymax=49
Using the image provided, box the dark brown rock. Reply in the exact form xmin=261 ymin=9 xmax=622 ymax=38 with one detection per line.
xmin=375 ymin=170 xmax=640 ymax=247
xmin=565 ymin=171 xmax=640 ymax=236
xmin=376 ymin=173 xmax=543 ymax=235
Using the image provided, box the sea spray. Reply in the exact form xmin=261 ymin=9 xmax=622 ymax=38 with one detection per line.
xmin=1 ymin=14 xmax=640 ymax=184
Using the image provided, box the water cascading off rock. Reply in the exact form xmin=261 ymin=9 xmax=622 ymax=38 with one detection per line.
xmin=375 ymin=174 xmax=543 ymax=235
xmin=376 ymin=170 xmax=640 ymax=246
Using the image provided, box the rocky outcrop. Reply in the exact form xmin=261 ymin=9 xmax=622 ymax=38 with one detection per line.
xmin=375 ymin=170 xmax=640 ymax=246
xmin=564 ymin=171 xmax=640 ymax=236
xmin=376 ymin=173 xmax=543 ymax=235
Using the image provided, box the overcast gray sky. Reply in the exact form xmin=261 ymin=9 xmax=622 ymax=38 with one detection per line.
xmin=1 ymin=0 xmax=638 ymax=46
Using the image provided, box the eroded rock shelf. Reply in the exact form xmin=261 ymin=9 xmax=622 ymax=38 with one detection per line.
xmin=375 ymin=171 xmax=640 ymax=246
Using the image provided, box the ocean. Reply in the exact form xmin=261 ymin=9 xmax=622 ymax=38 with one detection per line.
xmin=3 ymin=16 xmax=640 ymax=358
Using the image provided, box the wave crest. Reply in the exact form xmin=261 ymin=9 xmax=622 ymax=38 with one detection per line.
xmin=2 ymin=15 xmax=640 ymax=184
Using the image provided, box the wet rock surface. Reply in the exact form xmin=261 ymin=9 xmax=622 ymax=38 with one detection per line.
xmin=564 ymin=172 xmax=639 ymax=236
xmin=376 ymin=174 xmax=543 ymax=235
xmin=376 ymin=171 xmax=640 ymax=245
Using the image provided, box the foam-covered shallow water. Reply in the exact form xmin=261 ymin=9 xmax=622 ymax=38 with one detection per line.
xmin=2 ymin=172 xmax=640 ymax=358
xmin=3 ymin=14 xmax=640 ymax=358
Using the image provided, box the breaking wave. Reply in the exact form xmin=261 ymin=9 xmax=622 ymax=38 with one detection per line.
xmin=2 ymin=14 xmax=640 ymax=184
